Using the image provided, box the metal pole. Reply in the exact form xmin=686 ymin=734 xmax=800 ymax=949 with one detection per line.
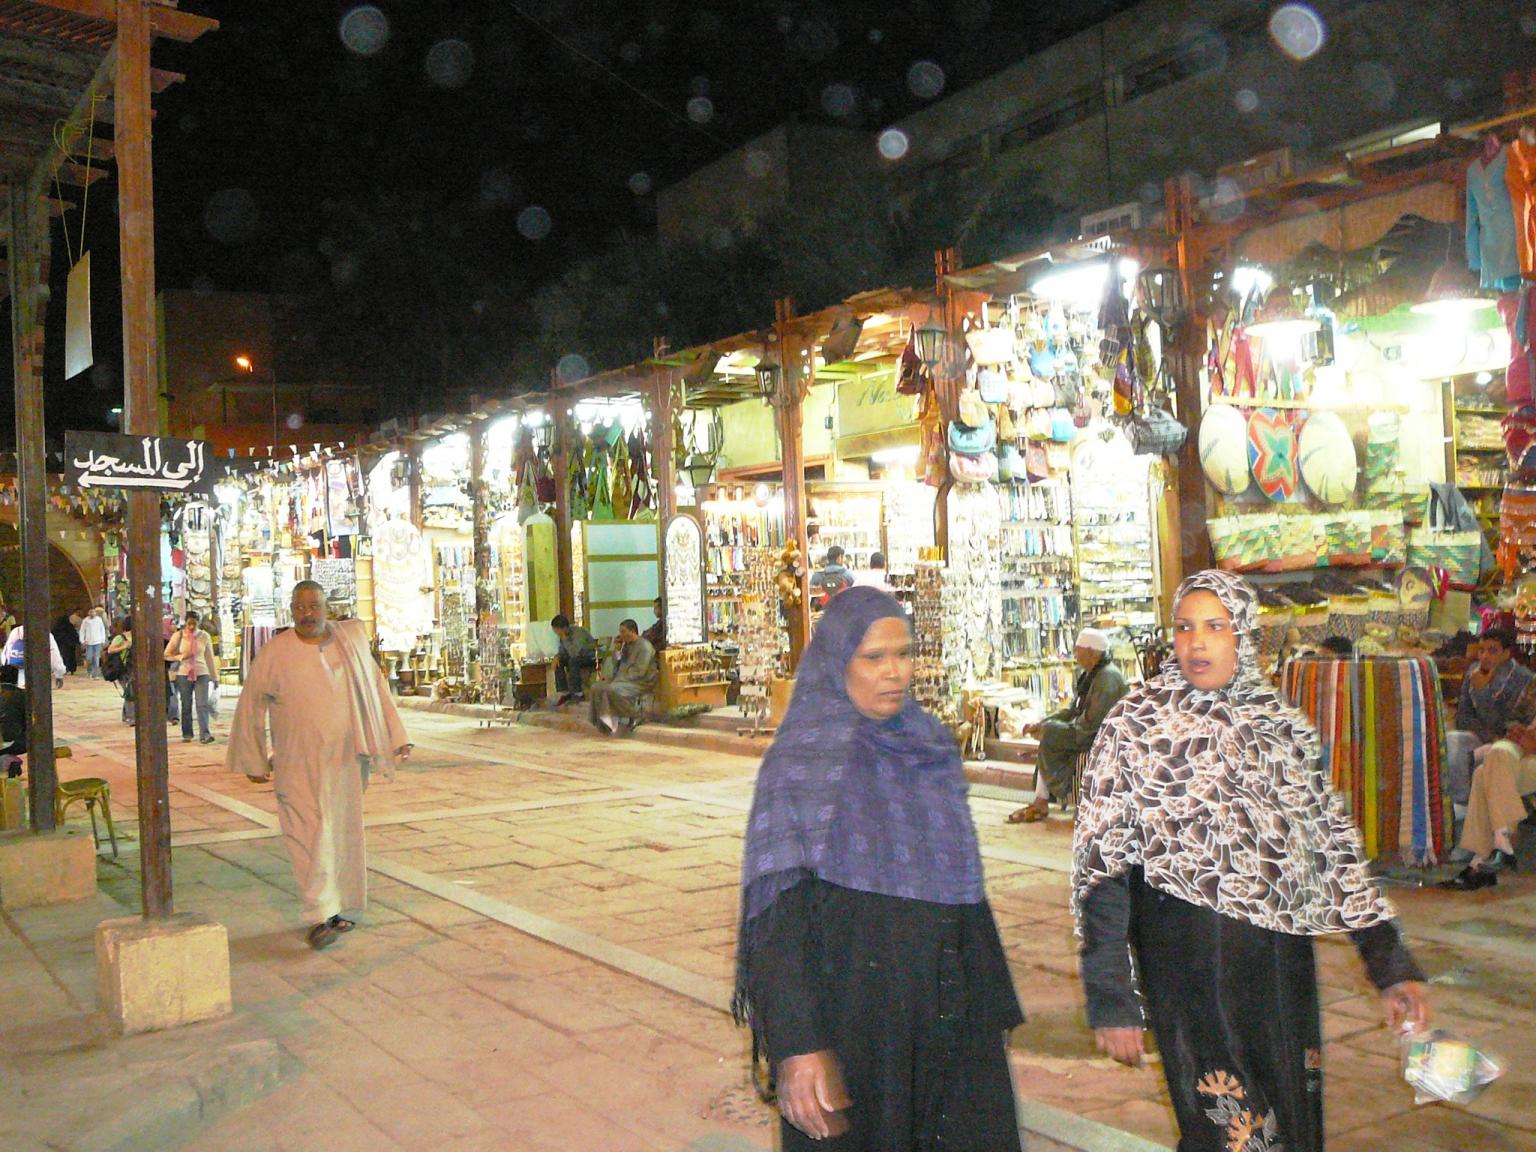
xmin=8 ymin=189 xmax=56 ymax=832
xmin=117 ymin=0 xmax=173 ymax=919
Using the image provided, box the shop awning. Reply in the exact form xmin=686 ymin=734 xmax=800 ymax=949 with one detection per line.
xmin=1235 ymin=179 xmax=1458 ymax=267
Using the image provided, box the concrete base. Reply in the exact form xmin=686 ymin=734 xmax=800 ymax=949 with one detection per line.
xmin=95 ymin=912 xmax=233 ymax=1036
xmin=0 ymin=827 xmax=96 ymax=907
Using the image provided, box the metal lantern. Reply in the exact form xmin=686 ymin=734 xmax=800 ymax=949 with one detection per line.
xmin=914 ymin=316 xmax=949 ymax=371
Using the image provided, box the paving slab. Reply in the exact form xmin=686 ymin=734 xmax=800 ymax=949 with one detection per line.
xmin=4 ymin=676 xmax=1533 ymax=1151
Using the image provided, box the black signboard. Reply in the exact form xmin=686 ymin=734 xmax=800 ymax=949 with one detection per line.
xmin=64 ymin=431 xmax=217 ymax=494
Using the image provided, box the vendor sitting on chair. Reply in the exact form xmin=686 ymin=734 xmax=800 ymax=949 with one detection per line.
xmin=590 ymin=618 xmax=659 ymax=735
xmin=1007 ymin=629 xmax=1129 ymax=824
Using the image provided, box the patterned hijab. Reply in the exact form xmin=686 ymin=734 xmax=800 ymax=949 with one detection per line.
xmin=734 ymin=588 xmax=985 ymax=1027
xmin=1072 ymin=569 xmax=1394 ymax=937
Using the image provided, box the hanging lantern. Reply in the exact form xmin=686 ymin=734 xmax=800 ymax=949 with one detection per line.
xmin=754 ymin=354 xmax=782 ymax=403
xmin=914 ymin=316 xmax=949 ymax=371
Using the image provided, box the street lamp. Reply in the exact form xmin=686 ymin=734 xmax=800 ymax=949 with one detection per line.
xmin=234 ymin=353 xmax=276 ymax=456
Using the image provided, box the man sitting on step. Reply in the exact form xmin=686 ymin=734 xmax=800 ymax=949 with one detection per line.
xmin=1007 ymin=629 xmax=1129 ymax=824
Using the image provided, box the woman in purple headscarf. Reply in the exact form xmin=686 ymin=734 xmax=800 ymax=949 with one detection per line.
xmin=734 ymin=587 xmax=1024 ymax=1150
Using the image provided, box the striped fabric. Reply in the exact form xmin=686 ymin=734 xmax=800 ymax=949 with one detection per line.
xmin=1283 ymin=655 xmax=1450 ymax=865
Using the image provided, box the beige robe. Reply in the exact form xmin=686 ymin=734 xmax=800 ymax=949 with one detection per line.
xmin=226 ymin=621 xmax=407 ymax=923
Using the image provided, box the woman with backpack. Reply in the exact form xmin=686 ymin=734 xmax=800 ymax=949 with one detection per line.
xmin=106 ymin=618 xmax=133 ymax=725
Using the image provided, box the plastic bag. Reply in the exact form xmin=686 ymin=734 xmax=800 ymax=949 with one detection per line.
xmin=1401 ymin=1029 xmax=1502 ymax=1106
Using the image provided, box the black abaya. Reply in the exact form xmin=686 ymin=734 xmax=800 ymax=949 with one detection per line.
xmin=748 ymin=878 xmax=1024 ymax=1152
xmin=1081 ymin=869 xmax=1423 ymax=1152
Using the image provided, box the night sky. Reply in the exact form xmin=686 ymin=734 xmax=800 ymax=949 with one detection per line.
xmin=13 ymin=0 xmax=1145 ymax=439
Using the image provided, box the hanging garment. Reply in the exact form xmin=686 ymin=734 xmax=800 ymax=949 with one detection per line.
xmin=590 ymin=441 xmax=614 ymax=521
xmin=1468 ymin=145 xmax=1522 ymax=290
xmin=626 ymin=427 xmax=653 ymax=519
xmin=1504 ymin=137 xmax=1536 ymax=278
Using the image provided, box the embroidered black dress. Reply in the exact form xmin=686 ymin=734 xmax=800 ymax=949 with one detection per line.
xmin=1081 ymin=870 xmax=1423 ymax=1152
xmin=749 ymin=878 xmax=1025 ymax=1152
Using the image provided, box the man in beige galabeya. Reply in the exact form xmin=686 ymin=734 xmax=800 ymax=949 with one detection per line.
xmin=226 ymin=581 xmax=410 ymax=949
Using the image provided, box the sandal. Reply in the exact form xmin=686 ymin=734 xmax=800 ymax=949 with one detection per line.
xmin=1006 ymin=805 xmax=1049 ymax=824
xmin=328 ymin=915 xmax=356 ymax=933
xmin=306 ymin=921 xmax=341 ymax=950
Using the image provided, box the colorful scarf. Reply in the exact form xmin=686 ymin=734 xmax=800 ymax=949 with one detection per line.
xmin=734 ymin=588 xmax=985 ymax=1026
xmin=1072 ymin=569 xmax=1395 ymax=937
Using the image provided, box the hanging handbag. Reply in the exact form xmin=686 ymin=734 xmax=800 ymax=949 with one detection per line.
xmin=995 ymin=402 xmax=1017 ymax=442
xmin=949 ymin=450 xmax=998 ymax=485
xmin=957 ymin=388 xmax=989 ymax=429
xmin=964 ymin=304 xmax=1016 ymax=368
xmin=1125 ymin=404 xmax=1189 ymax=456
xmin=1024 ymin=440 xmax=1051 ymax=482
xmin=977 ymin=366 xmax=1009 ymax=404
xmin=897 ymin=333 xmax=929 ymax=396
xmin=947 ymin=418 xmax=997 ymax=456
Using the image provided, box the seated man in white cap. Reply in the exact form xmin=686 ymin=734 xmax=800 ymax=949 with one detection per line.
xmin=1007 ymin=628 xmax=1129 ymax=824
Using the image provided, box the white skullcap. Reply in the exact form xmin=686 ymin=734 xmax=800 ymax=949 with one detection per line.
xmin=1075 ymin=628 xmax=1111 ymax=652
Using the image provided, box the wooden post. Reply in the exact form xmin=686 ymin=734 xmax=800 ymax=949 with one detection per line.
xmin=1164 ymin=175 xmax=1213 ymax=589
xmin=650 ymin=340 xmax=677 ymax=523
xmin=469 ymin=419 xmax=495 ymax=701
xmin=8 ymin=189 xmax=57 ymax=832
xmin=117 ymin=0 xmax=173 ymax=918
xmin=406 ymin=443 xmax=423 ymax=530
xmin=773 ymin=298 xmax=813 ymax=669
xmin=551 ymin=400 xmax=576 ymax=622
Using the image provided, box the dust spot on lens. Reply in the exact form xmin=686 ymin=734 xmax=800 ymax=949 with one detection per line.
xmin=516 ymin=206 xmax=552 ymax=241
xmin=1268 ymin=4 xmax=1325 ymax=61
xmin=339 ymin=6 xmax=390 ymax=57
xmin=425 ymin=38 xmax=474 ymax=89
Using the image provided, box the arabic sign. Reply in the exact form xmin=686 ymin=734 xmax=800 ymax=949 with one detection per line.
xmin=64 ymin=431 xmax=216 ymax=494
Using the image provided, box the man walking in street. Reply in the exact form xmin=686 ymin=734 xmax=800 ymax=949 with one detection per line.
xmin=226 ymin=580 xmax=411 ymax=950
xmin=590 ymin=617 xmax=658 ymax=735
xmin=78 ymin=607 xmax=108 ymax=679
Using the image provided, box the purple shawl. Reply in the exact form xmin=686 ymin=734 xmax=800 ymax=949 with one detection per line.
xmin=733 ymin=588 xmax=985 ymax=1032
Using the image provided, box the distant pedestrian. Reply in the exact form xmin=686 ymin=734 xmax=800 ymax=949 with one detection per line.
xmin=52 ymin=613 xmax=80 ymax=674
xmin=735 ymin=588 xmax=1023 ymax=1150
xmin=106 ymin=618 xmax=134 ymax=724
xmin=164 ymin=610 xmax=219 ymax=744
xmin=2 ymin=625 xmax=65 ymax=688
xmin=850 ymin=550 xmax=893 ymax=592
xmin=226 ymin=580 xmax=410 ymax=950
xmin=78 ymin=607 xmax=108 ymax=679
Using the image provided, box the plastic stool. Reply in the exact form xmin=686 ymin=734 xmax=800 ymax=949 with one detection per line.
xmin=55 ymin=777 xmax=117 ymax=857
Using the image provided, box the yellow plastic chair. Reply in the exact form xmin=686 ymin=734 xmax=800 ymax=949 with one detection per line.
xmin=55 ymin=775 xmax=118 ymax=857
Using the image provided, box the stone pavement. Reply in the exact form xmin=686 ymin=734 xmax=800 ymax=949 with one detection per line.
xmin=1 ymin=675 xmax=1532 ymax=1151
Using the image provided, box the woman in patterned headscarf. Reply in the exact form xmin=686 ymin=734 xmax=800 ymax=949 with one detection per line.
xmin=1073 ymin=570 xmax=1431 ymax=1152
xmin=734 ymin=587 xmax=1023 ymax=1151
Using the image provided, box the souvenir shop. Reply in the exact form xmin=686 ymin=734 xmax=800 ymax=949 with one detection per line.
xmin=1178 ymin=147 xmax=1526 ymax=865
xmin=660 ymin=323 xmax=943 ymax=729
xmin=219 ymin=447 xmax=366 ymax=679
xmin=926 ymin=250 xmax=1170 ymax=743
xmin=476 ymin=408 xmax=561 ymax=706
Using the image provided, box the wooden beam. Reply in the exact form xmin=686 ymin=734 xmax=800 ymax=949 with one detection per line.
xmin=22 ymin=0 xmax=220 ymax=43
xmin=25 ymin=42 xmax=112 ymax=202
xmin=57 ymin=159 xmax=108 ymax=185
xmin=116 ymin=0 xmax=173 ymax=920
xmin=8 ymin=188 xmax=57 ymax=832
